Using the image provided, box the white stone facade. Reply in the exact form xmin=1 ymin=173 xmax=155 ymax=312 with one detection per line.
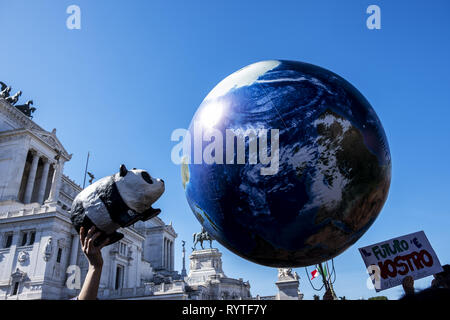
xmin=275 ymin=268 xmax=304 ymax=300
xmin=185 ymin=249 xmax=252 ymax=300
xmin=0 ymin=96 xmax=253 ymax=300
xmin=0 ymin=98 xmax=178 ymax=300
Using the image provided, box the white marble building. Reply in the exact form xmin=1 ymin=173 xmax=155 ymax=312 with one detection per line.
xmin=184 ymin=249 xmax=252 ymax=300
xmin=0 ymin=95 xmax=253 ymax=300
xmin=0 ymin=97 xmax=178 ymax=299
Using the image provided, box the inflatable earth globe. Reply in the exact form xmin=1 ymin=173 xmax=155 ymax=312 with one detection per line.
xmin=182 ymin=60 xmax=391 ymax=267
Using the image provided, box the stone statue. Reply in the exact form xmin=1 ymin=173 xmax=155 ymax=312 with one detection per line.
xmin=277 ymin=267 xmax=299 ymax=281
xmin=15 ymin=100 xmax=36 ymax=118
xmin=5 ymin=90 xmax=22 ymax=105
xmin=43 ymin=237 xmax=53 ymax=262
xmin=192 ymin=227 xmax=213 ymax=250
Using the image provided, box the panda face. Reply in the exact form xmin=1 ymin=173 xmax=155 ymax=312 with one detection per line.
xmin=115 ymin=165 xmax=165 ymax=213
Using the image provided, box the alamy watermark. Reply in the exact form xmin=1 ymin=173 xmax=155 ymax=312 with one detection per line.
xmin=366 ymin=5 xmax=381 ymax=30
xmin=66 ymin=265 xmax=81 ymax=290
xmin=66 ymin=5 xmax=81 ymax=30
xmin=64 ymin=5 xmax=380 ymax=31
xmin=171 ymin=122 xmax=280 ymax=176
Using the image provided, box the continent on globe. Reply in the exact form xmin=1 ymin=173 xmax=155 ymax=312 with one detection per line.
xmin=182 ymin=60 xmax=391 ymax=267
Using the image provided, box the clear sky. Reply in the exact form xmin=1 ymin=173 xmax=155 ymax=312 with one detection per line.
xmin=1 ymin=0 xmax=449 ymax=300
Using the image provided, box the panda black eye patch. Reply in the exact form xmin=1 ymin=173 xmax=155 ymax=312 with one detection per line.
xmin=141 ymin=171 xmax=153 ymax=184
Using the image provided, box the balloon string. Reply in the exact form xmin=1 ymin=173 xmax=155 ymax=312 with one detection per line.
xmin=305 ymin=265 xmax=324 ymax=291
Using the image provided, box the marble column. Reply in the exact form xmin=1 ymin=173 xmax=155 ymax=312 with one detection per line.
xmin=169 ymin=241 xmax=172 ymax=270
xmin=171 ymin=242 xmax=174 ymax=271
xmin=6 ymin=145 xmax=29 ymax=202
xmin=168 ymin=241 xmax=171 ymax=271
xmin=168 ymin=241 xmax=172 ymax=271
xmin=167 ymin=240 xmax=170 ymax=269
xmin=163 ymin=238 xmax=166 ymax=268
xmin=47 ymin=159 xmax=65 ymax=203
xmin=181 ymin=242 xmax=187 ymax=277
xmin=164 ymin=239 xmax=167 ymax=269
xmin=69 ymin=234 xmax=79 ymax=267
xmin=37 ymin=159 xmax=50 ymax=204
xmin=23 ymin=152 xmax=40 ymax=204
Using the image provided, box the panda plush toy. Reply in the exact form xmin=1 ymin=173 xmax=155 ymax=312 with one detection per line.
xmin=70 ymin=164 xmax=165 ymax=246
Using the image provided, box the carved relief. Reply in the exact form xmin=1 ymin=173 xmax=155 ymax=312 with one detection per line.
xmin=17 ymin=251 xmax=30 ymax=265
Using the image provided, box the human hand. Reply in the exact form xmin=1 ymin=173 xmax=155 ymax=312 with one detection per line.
xmin=80 ymin=226 xmax=109 ymax=270
xmin=402 ymin=276 xmax=414 ymax=295
xmin=431 ymin=278 xmax=438 ymax=288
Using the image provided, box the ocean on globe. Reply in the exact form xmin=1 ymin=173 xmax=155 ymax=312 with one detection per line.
xmin=181 ymin=60 xmax=391 ymax=267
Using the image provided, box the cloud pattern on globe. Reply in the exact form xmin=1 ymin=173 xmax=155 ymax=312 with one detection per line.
xmin=182 ymin=60 xmax=391 ymax=267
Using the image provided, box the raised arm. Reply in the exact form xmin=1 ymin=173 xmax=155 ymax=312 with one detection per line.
xmin=77 ymin=226 xmax=109 ymax=300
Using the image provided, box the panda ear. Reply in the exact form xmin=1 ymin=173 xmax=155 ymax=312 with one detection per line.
xmin=119 ymin=164 xmax=128 ymax=177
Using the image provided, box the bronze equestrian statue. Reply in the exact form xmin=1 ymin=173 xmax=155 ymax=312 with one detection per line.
xmin=0 ymin=81 xmax=11 ymax=99
xmin=192 ymin=227 xmax=213 ymax=250
xmin=5 ymin=90 xmax=22 ymax=105
xmin=15 ymin=100 xmax=36 ymax=118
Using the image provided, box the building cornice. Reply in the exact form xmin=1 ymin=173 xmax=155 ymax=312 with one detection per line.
xmin=61 ymin=174 xmax=82 ymax=192
xmin=0 ymin=98 xmax=43 ymax=131
xmin=0 ymin=128 xmax=71 ymax=161
xmin=119 ymin=226 xmax=146 ymax=242
xmin=0 ymin=204 xmax=72 ymax=225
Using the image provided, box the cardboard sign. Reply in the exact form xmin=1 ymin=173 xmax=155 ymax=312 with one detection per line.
xmin=359 ymin=231 xmax=443 ymax=292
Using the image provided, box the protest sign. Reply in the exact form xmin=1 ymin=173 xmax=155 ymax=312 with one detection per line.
xmin=359 ymin=231 xmax=443 ymax=292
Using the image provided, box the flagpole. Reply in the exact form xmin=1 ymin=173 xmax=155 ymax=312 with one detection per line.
xmin=317 ymin=263 xmax=329 ymax=292
xmin=82 ymin=151 xmax=90 ymax=189
xmin=306 ymin=260 xmax=338 ymax=299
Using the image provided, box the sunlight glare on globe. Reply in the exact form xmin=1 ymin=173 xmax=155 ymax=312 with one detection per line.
xmin=199 ymin=100 xmax=225 ymax=128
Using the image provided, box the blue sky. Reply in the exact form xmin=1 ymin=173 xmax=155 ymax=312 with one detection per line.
xmin=1 ymin=0 xmax=449 ymax=299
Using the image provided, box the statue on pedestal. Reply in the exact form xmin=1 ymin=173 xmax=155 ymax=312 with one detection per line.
xmin=275 ymin=267 xmax=302 ymax=300
xmin=277 ymin=268 xmax=299 ymax=281
xmin=181 ymin=240 xmax=187 ymax=277
xmin=192 ymin=227 xmax=213 ymax=250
